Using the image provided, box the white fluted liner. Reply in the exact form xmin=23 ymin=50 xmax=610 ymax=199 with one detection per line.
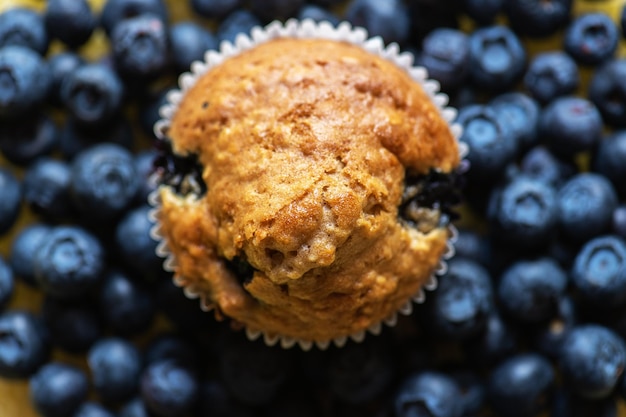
xmin=148 ymin=19 xmax=467 ymax=352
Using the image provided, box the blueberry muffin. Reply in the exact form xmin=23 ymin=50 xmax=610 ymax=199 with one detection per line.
xmin=152 ymin=24 xmax=463 ymax=348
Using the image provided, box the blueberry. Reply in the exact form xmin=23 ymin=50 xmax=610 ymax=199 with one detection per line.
xmin=487 ymin=353 xmax=554 ymax=417
xmin=345 ymin=0 xmax=411 ymax=45
xmin=0 ymin=113 xmax=60 ymax=166
xmin=523 ymin=51 xmax=579 ymax=104
xmin=133 ymin=149 xmax=159 ymax=204
xmin=44 ymin=0 xmax=96 ymax=49
xmin=588 ymin=58 xmax=626 ymax=127
xmin=519 ymin=145 xmax=576 ymax=188
xmin=467 ymin=311 xmax=518 ymax=367
xmin=488 ymin=176 xmax=558 ymax=250
xmin=42 ymin=296 xmax=102 ymax=354
xmin=451 ymin=228 xmax=491 ymax=267
xmin=560 ymin=325 xmax=626 ymax=399
xmin=564 ymin=13 xmax=618 ymax=66
xmin=111 ymin=14 xmax=170 ymax=80
xmin=532 ymin=295 xmax=577 ymax=359
xmin=138 ymin=86 xmax=173 ymax=140
xmin=88 ymin=337 xmax=142 ymax=404
xmin=60 ymin=115 xmax=134 ymax=160
xmin=99 ymin=270 xmax=155 ymax=336
xmin=0 ymin=7 xmax=48 ymax=54
xmin=504 ymin=0 xmax=572 ymax=38
xmin=100 ymin=0 xmax=168 ymax=36
xmin=297 ymin=5 xmax=340 ymax=26
xmin=141 ymin=359 xmax=199 ymax=417
xmin=468 ymin=25 xmax=526 ymax=91
xmin=60 ymin=63 xmax=124 ymax=127
xmin=0 ymin=45 xmax=51 ymax=118
xmin=0 ymin=167 xmax=21 ymax=236
xmin=23 ymin=158 xmax=73 ymax=221
xmin=417 ymin=28 xmax=470 ymax=92
xmin=47 ymin=52 xmax=85 ymax=106
xmin=144 ymin=333 xmax=198 ymax=369
xmin=490 ymin=92 xmax=540 ymax=150
xmin=169 ymin=22 xmax=216 ymax=74
xmin=407 ymin=3 xmax=460 ymax=47
xmin=0 ymin=257 xmax=13 ymax=311
xmin=571 ymin=235 xmax=626 ymax=309
xmin=394 ymin=371 xmax=463 ymax=417
xmin=9 ymin=223 xmax=51 ymax=286
xmin=33 ymin=225 xmax=105 ymax=299
xmin=593 ymin=130 xmax=626 ymax=196
xmin=30 ymin=362 xmax=89 ymax=417
xmin=0 ymin=310 xmax=49 ymax=379
xmin=557 ymin=173 xmax=618 ymax=243
xmin=425 ymin=258 xmax=493 ymax=340
xmin=614 ymin=205 xmax=626 ymax=239
xmin=190 ymin=0 xmax=242 ymax=19
xmin=449 ymin=370 xmax=485 ymax=415
xmin=462 ymin=0 xmax=503 ymax=26
xmin=70 ymin=143 xmax=139 ymax=222
xmin=115 ymin=205 xmax=160 ymax=278
xmin=217 ymin=10 xmax=261 ymax=44
xmin=249 ymin=0 xmax=305 ymax=22
xmin=72 ymin=402 xmax=116 ymax=417
xmin=119 ymin=397 xmax=152 ymax=417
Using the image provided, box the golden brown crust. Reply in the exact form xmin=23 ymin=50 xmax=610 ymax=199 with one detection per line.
xmin=157 ymin=38 xmax=459 ymax=343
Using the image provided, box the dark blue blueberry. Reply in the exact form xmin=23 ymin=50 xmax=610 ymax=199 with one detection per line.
xmin=169 ymin=22 xmax=217 ymax=74
xmin=407 ymin=3 xmax=460 ymax=47
xmin=488 ymin=176 xmax=558 ymax=249
xmin=467 ymin=313 xmax=518 ymax=367
xmin=144 ymin=333 xmax=198 ymax=369
xmin=0 ymin=168 xmax=21 ymax=236
xmin=0 ymin=45 xmax=51 ymax=118
xmin=9 ymin=223 xmax=51 ymax=286
xmin=455 ymin=104 xmax=518 ymax=180
xmin=138 ymin=86 xmax=173 ymax=140
xmin=250 ymin=0 xmax=305 ymax=22
xmin=557 ymin=173 xmax=618 ymax=243
xmin=119 ymin=397 xmax=153 ymax=417
xmin=519 ymin=145 xmax=576 ymax=188
xmin=88 ymin=337 xmax=142 ymax=404
xmin=451 ymin=228 xmax=490 ymax=267
xmin=0 ymin=113 xmax=60 ymax=166
xmin=564 ymin=13 xmax=618 ymax=66
xmin=0 ymin=7 xmax=48 ymax=54
xmin=523 ymin=51 xmax=579 ymax=104
xmin=553 ymin=388 xmax=618 ymax=417
xmin=47 ymin=52 xmax=85 ymax=106
xmin=190 ymin=0 xmax=242 ymax=19
xmin=29 ymin=362 xmax=89 ymax=417
xmin=468 ymin=25 xmax=526 ymax=91
xmin=72 ymin=402 xmax=116 ymax=417
xmin=394 ymin=371 xmax=463 ymax=417
xmin=571 ymin=235 xmax=626 ymax=309
xmin=100 ymin=0 xmax=168 ymax=36
xmin=588 ymin=58 xmax=626 ymax=127
xmin=504 ymin=0 xmax=572 ymax=37
xmin=326 ymin=338 xmax=394 ymax=404
xmin=60 ymin=115 xmax=134 ymax=160
xmin=70 ymin=143 xmax=139 ymax=222
xmin=417 ymin=28 xmax=469 ymax=92
xmin=23 ymin=158 xmax=73 ymax=221
xmin=593 ymin=131 xmax=626 ymax=196
xmin=43 ymin=296 xmax=102 ymax=353
xmin=0 ymin=310 xmax=49 ymax=378
xmin=498 ymin=258 xmax=567 ymax=323
xmin=345 ymin=0 xmax=410 ymax=45
xmin=449 ymin=370 xmax=485 ymax=415
xmin=614 ymin=205 xmax=626 ymax=239
xmin=44 ymin=0 xmax=96 ymax=49
xmin=540 ymin=96 xmax=603 ymax=158
xmin=217 ymin=10 xmax=261 ymax=44
xmin=462 ymin=0 xmax=503 ymax=25
xmin=197 ymin=380 xmax=257 ymax=417
xmin=99 ymin=270 xmax=155 ymax=336
xmin=425 ymin=258 xmax=493 ymax=340
xmin=134 ymin=149 xmax=159 ymax=204
xmin=60 ymin=63 xmax=124 ymax=127
xmin=490 ymin=92 xmax=540 ymax=150
xmin=560 ymin=325 xmax=626 ymax=399
xmin=0 ymin=256 xmax=13 ymax=311
xmin=532 ymin=295 xmax=577 ymax=359
xmin=141 ymin=359 xmax=199 ymax=417
xmin=487 ymin=353 xmax=554 ymax=417
xmin=297 ymin=5 xmax=340 ymax=25
xmin=33 ymin=225 xmax=105 ymax=299
xmin=115 ymin=205 xmax=160 ymax=278
xmin=111 ymin=14 xmax=170 ymax=80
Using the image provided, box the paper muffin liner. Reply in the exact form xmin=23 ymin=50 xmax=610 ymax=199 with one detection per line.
xmin=148 ymin=18 xmax=467 ymax=351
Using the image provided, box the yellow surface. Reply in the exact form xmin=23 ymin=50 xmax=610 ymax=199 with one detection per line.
xmin=0 ymin=0 xmax=626 ymax=416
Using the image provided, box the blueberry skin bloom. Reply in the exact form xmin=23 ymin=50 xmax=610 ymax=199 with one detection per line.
xmin=557 ymin=173 xmax=618 ymax=243
xmin=564 ymin=13 xmax=619 ymax=66
xmin=504 ymin=0 xmax=572 ymax=38
xmin=71 ymin=143 xmax=139 ymax=222
xmin=72 ymin=402 xmax=116 ymax=417
xmin=0 ymin=310 xmax=49 ymax=378
xmin=22 ymin=158 xmax=73 ymax=221
xmin=345 ymin=0 xmax=410 ymax=45
xmin=394 ymin=371 xmax=463 ymax=417
xmin=593 ymin=131 xmax=626 ymax=196
xmin=490 ymin=92 xmax=540 ymax=150
xmin=101 ymin=0 xmax=168 ymax=36
xmin=0 ymin=167 xmax=21 ymax=236
xmin=523 ymin=51 xmax=579 ymax=105
xmin=88 ymin=337 xmax=142 ymax=404
xmin=9 ymin=223 xmax=51 ymax=287
xmin=571 ymin=235 xmax=626 ymax=309
xmin=0 ymin=256 xmax=13 ymax=311
xmin=614 ymin=205 xmax=626 ymax=239
xmin=60 ymin=63 xmax=124 ymax=127
xmin=498 ymin=258 xmax=567 ymax=323
xmin=418 ymin=28 xmax=470 ymax=92
xmin=141 ymin=360 xmax=199 ymax=417
xmin=33 ymin=225 xmax=105 ymax=299
xmin=30 ymin=362 xmax=89 ymax=417
xmin=44 ymin=0 xmax=96 ymax=49
xmin=519 ymin=145 xmax=575 ymax=188
xmin=468 ymin=25 xmax=526 ymax=91
xmin=169 ymin=22 xmax=217 ymax=74
xmin=488 ymin=353 xmax=555 ymax=417
xmin=560 ymin=325 xmax=626 ymax=399
xmin=0 ymin=7 xmax=49 ymax=54
xmin=0 ymin=46 xmax=51 ymax=118
xmin=589 ymin=58 xmax=626 ymax=128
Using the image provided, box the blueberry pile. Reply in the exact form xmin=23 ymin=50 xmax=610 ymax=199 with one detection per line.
xmin=1 ymin=0 xmax=626 ymax=416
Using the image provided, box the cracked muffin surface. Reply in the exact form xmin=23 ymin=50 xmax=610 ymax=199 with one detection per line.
xmin=156 ymin=37 xmax=460 ymax=344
